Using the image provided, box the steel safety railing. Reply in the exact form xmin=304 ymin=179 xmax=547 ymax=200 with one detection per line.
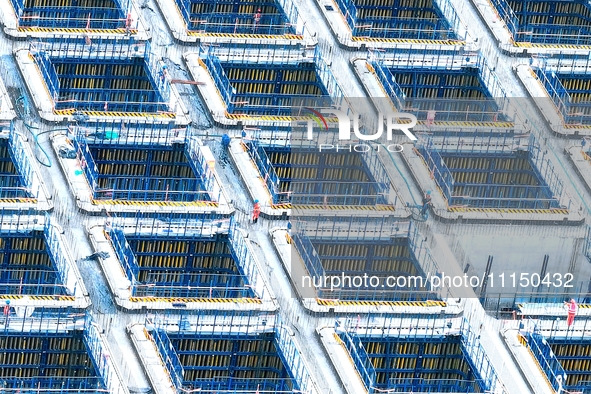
xmin=174 ymin=0 xmax=308 ymax=36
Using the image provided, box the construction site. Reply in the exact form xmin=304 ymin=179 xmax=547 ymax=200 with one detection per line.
xmin=1 ymin=0 xmax=591 ymax=393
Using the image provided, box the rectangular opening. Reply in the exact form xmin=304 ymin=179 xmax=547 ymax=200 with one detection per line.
xmin=416 ymin=135 xmax=565 ymax=211
xmin=549 ymin=338 xmax=591 ymax=392
xmin=0 ymin=230 xmax=67 ymax=296
xmin=0 ymin=331 xmax=105 ymax=391
xmin=536 ymin=68 xmax=591 ymax=125
xmin=51 ymin=57 xmax=166 ymax=113
xmin=0 ymin=138 xmax=31 ymax=199
xmin=378 ymin=66 xmax=503 ymax=122
xmin=346 ymin=334 xmax=487 ymax=392
xmin=175 ymin=0 xmax=295 ymax=35
xmin=291 ymin=219 xmax=440 ymax=302
xmin=84 ymin=143 xmax=208 ymax=202
xmin=12 ymin=0 xmax=127 ymax=30
xmin=334 ymin=0 xmax=457 ymax=40
xmin=221 ymin=62 xmax=328 ymax=115
xmin=161 ymin=331 xmax=299 ymax=392
xmin=493 ymin=0 xmax=591 ymax=45
xmin=440 ymin=150 xmax=555 ymax=209
xmin=247 ymin=143 xmax=389 ymax=206
xmin=109 ymin=230 xmax=257 ymax=299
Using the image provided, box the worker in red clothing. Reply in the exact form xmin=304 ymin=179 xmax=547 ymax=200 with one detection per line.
xmin=566 ymin=299 xmax=578 ymax=327
xmin=252 ymin=199 xmax=261 ymax=223
xmin=3 ymin=300 xmax=10 ymax=325
xmin=253 ymin=8 xmax=261 ymax=31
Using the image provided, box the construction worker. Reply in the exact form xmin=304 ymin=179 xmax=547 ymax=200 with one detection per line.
xmin=3 ymin=300 xmax=10 ymax=325
xmin=125 ymin=12 xmax=132 ymax=35
xmin=253 ymin=9 xmax=262 ymax=31
xmin=566 ymin=299 xmax=578 ymax=327
xmin=252 ymin=199 xmax=261 ymax=223
xmin=221 ymin=134 xmax=231 ymax=150
xmin=421 ymin=190 xmax=432 ymax=216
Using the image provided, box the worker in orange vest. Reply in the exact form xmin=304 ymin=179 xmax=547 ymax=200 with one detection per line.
xmin=3 ymin=300 xmax=9 ymax=325
xmin=252 ymin=199 xmax=261 ymax=223
xmin=566 ymin=299 xmax=578 ymax=327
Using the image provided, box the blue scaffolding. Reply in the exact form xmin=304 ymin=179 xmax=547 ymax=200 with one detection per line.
xmin=0 ymin=215 xmax=75 ymax=297
xmin=244 ymin=131 xmax=393 ymax=206
xmin=490 ymin=0 xmax=591 ymax=46
xmin=336 ymin=317 xmax=503 ymax=393
xmin=334 ymin=0 xmax=465 ymax=40
xmin=72 ymin=129 xmax=222 ymax=203
xmin=147 ymin=312 xmax=315 ymax=393
xmin=520 ymin=327 xmax=568 ymax=393
xmin=416 ymin=133 xmax=567 ymax=209
xmin=291 ymin=216 xmax=441 ymax=301
xmin=371 ymin=51 xmax=507 ymax=122
xmin=0 ymin=124 xmax=37 ymax=200
xmin=107 ymin=216 xmax=265 ymax=299
xmin=200 ymin=45 xmax=343 ymax=115
xmin=174 ymin=0 xmax=307 ymax=36
xmin=535 ymin=64 xmax=591 ymax=125
xmin=0 ymin=311 xmax=126 ymax=394
xmin=31 ymin=38 xmax=171 ymax=114
xmin=10 ymin=0 xmax=132 ymax=30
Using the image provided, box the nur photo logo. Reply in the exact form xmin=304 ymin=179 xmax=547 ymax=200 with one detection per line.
xmin=304 ymin=107 xmax=418 ymax=141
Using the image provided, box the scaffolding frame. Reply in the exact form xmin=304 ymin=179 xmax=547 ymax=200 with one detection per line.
xmin=490 ymin=0 xmax=591 ymax=46
xmin=291 ymin=217 xmax=441 ymax=301
xmin=10 ymin=0 xmax=132 ymax=30
xmin=372 ymin=51 xmax=507 ymax=122
xmin=246 ymin=135 xmax=393 ymax=206
xmin=147 ymin=312 xmax=316 ymax=393
xmin=0 ymin=310 xmax=128 ymax=394
xmin=107 ymin=216 xmax=266 ymax=299
xmin=416 ymin=133 xmax=568 ymax=209
xmin=334 ymin=0 xmax=466 ymax=41
xmin=535 ymin=64 xmax=591 ymax=126
xmin=6 ymin=125 xmax=38 ymax=199
xmin=174 ymin=0 xmax=307 ymax=36
xmin=30 ymin=38 xmax=171 ymax=113
xmin=0 ymin=214 xmax=78 ymax=297
xmin=335 ymin=317 xmax=505 ymax=394
xmin=200 ymin=45 xmax=343 ymax=115
xmin=73 ymin=133 xmax=221 ymax=203
xmin=522 ymin=326 xmax=568 ymax=393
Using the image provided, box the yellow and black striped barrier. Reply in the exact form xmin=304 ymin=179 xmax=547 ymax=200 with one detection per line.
xmin=271 ymin=203 xmax=291 ymax=210
xmin=224 ymin=112 xmax=340 ymax=123
xmin=225 ymin=113 xmax=295 ymax=122
xmin=417 ymin=120 xmax=514 ymax=128
xmin=54 ymin=109 xmax=175 ymax=119
xmin=6 ymin=295 xmax=78 ymax=301
xmin=448 ymin=206 xmax=569 ymax=215
xmin=564 ymin=123 xmax=591 ymax=129
xmin=92 ymin=199 xmax=219 ymax=208
xmin=18 ymin=27 xmax=138 ymax=35
xmin=317 ymin=299 xmax=446 ymax=307
xmin=351 ymin=37 xmax=465 ymax=46
xmin=582 ymin=151 xmax=591 ymax=162
xmin=1 ymin=295 xmax=23 ymax=300
xmin=188 ymin=31 xmax=303 ymax=40
xmin=130 ymin=296 xmax=262 ymax=304
xmin=291 ymin=204 xmax=395 ymax=211
xmin=0 ymin=198 xmax=38 ymax=204
xmin=515 ymin=41 xmax=591 ymax=50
